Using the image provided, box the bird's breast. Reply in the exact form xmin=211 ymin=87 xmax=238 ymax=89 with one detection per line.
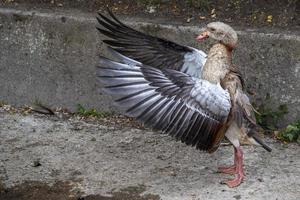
xmin=202 ymin=43 xmax=231 ymax=84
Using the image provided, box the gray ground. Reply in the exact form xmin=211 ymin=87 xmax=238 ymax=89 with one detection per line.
xmin=0 ymin=110 xmax=299 ymax=200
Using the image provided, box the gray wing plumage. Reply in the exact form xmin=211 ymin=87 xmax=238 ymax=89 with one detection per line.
xmin=97 ymin=51 xmax=231 ymax=151
xmin=96 ymin=10 xmax=207 ymax=78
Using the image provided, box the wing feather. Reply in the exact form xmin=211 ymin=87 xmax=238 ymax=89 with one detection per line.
xmin=97 ymin=10 xmax=207 ymax=78
xmin=97 ymin=53 xmax=231 ymax=151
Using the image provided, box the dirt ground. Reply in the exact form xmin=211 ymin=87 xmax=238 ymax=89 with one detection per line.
xmin=0 ymin=106 xmax=299 ymax=200
xmin=1 ymin=0 xmax=299 ymax=29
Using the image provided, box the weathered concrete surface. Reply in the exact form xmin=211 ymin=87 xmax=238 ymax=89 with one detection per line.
xmin=0 ymin=110 xmax=299 ymax=200
xmin=0 ymin=7 xmax=300 ymax=125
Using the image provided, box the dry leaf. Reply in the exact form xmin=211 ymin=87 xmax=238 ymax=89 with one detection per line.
xmin=211 ymin=8 xmax=215 ymax=15
xmin=267 ymin=15 xmax=273 ymax=23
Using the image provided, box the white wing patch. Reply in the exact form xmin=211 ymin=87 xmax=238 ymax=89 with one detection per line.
xmin=190 ymin=80 xmax=231 ymax=118
xmin=181 ymin=48 xmax=207 ymax=78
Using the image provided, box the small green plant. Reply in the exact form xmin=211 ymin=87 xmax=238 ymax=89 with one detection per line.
xmin=255 ymin=104 xmax=288 ymax=131
xmin=76 ymin=104 xmax=112 ymax=118
xmin=254 ymin=94 xmax=288 ymax=131
xmin=277 ymin=120 xmax=300 ymax=143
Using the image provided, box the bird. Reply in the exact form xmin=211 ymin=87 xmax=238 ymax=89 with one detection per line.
xmin=95 ymin=10 xmax=272 ymax=188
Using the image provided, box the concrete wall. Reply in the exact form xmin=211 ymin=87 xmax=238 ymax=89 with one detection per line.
xmin=0 ymin=7 xmax=299 ymax=124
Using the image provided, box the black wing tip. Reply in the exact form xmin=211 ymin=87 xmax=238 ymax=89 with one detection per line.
xmin=97 ymin=7 xmax=122 ymax=26
xmin=97 ymin=6 xmax=111 ymax=17
xmin=106 ymin=7 xmax=114 ymax=16
xmin=96 ymin=9 xmax=127 ymax=38
xmin=97 ymin=12 xmax=105 ymax=19
xmin=96 ymin=26 xmax=104 ymax=33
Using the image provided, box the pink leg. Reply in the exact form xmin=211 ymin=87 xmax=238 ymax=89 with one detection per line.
xmin=218 ymin=165 xmax=236 ymax=174
xmin=219 ymin=147 xmax=245 ymax=187
xmin=218 ymin=148 xmax=238 ymax=174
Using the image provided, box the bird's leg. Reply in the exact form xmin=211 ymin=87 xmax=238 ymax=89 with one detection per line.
xmin=217 ymin=148 xmax=238 ymax=174
xmin=222 ymin=146 xmax=245 ymax=188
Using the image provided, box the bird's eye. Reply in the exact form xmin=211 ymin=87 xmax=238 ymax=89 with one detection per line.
xmin=210 ymin=28 xmax=216 ymax=32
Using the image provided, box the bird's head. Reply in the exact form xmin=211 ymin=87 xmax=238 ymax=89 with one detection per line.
xmin=196 ymin=22 xmax=238 ymax=49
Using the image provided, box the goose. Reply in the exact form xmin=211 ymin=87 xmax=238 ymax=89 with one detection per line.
xmin=95 ymin=10 xmax=272 ymax=188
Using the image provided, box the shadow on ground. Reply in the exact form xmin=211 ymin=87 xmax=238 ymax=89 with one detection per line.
xmin=0 ymin=181 xmax=160 ymax=200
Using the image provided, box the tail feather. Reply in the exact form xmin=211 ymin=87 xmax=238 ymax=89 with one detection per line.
xmin=234 ymin=103 xmax=272 ymax=152
xmin=244 ymin=113 xmax=272 ymax=152
xmin=251 ymin=133 xmax=272 ymax=152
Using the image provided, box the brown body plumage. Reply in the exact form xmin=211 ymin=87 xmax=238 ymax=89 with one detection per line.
xmin=201 ymin=43 xmax=232 ymax=153
xmin=202 ymin=43 xmax=231 ymax=84
xmin=197 ymin=22 xmax=271 ymax=187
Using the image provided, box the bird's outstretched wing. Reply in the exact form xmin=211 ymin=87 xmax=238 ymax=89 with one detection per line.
xmin=97 ymin=51 xmax=231 ymax=151
xmin=96 ymin=9 xmax=207 ymax=78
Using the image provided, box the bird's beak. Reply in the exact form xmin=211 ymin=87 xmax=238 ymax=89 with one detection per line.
xmin=196 ymin=30 xmax=209 ymax=41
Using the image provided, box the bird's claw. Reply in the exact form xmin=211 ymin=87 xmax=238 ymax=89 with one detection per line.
xmin=221 ymin=173 xmax=245 ymax=188
xmin=217 ymin=165 xmax=236 ymax=174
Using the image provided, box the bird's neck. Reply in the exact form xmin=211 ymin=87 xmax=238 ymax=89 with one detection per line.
xmin=202 ymin=43 xmax=232 ymax=84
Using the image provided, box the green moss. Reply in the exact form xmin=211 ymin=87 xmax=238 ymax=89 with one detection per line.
xmin=76 ymin=104 xmax=113 ymax=118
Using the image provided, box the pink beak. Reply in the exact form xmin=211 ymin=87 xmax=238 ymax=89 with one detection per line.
xmin=196 ymin=31 xmax=209 ymax=41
